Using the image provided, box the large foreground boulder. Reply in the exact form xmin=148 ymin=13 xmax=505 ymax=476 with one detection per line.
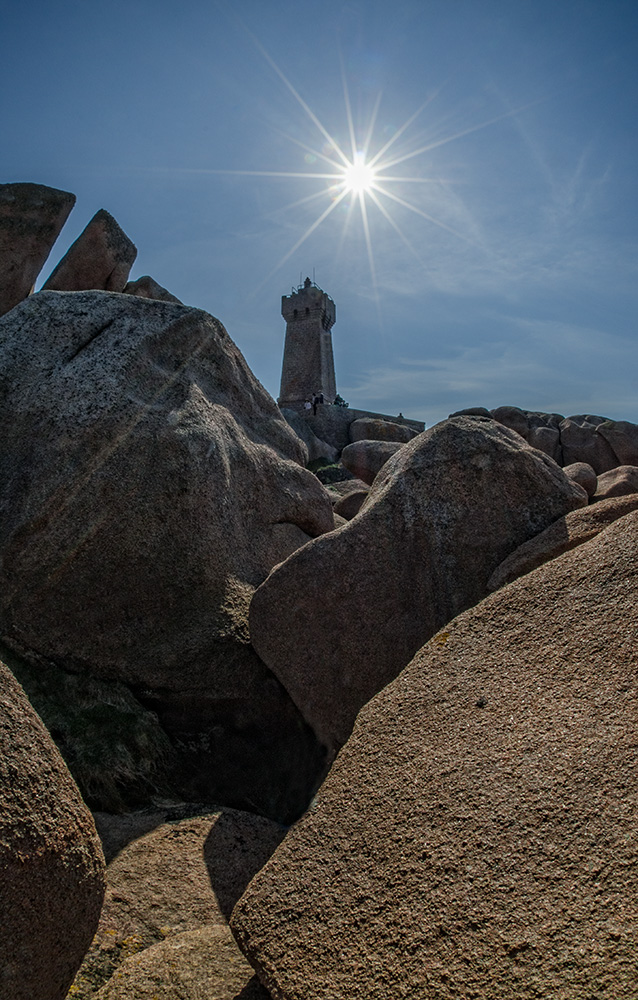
xmin=0 ymin=289 xmax=331 ymax=689
xmin=250 ymin=417 xmax=587 ymax=748
xmin=232 ymin=511 xmax=638 ymax=998
xmin=0 ymin=291 xmax=332 ymax=819
xmin=0 ymin=659 xmax=105 ymax=1000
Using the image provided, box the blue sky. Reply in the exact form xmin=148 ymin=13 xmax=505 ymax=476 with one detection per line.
xmin=3 ymin=0 xmax=637 ymax=426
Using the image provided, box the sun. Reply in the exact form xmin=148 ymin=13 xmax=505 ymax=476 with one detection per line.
xmin=342 ymin=154 xmax=377 ymax=196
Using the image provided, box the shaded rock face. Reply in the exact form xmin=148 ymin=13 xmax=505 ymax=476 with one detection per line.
xmin=340 ymin=438 xmax=404 ymax=485
xmin=0 ymin=290 xmax=331 ymax=688
xmin=250 ymin=417 xmax=587 ymax=749
xmin=562 ymin=461 xmax=597 ymax=497
xmin=42 ymin=208 xmax=137 ymax=292
xmin=333 ymin=488 xmax=368 ymax=520
xmin=0 ymin=181 xmax=75 ymax=315
xmin=0 ymin=290 xmax=332 ymax=820
xmin=0 ymin=659 xmax=105 ymax=1000
xmin=560 ymin=414 xmax=618 ymax=474
xmin=232 ymin=512 xmax=638 ymax=999
xmin=349 ymin=417 xmax=415 ymax=444
xmin=72 ymin=810 xmax=284 ymax=997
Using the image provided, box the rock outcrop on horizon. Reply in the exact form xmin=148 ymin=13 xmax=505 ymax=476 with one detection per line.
xmin=0 ymin=659 xmax=105 ymax=1000
xmin=456 ymin=405 xmax=638 ymax=475
xmin=232 ymin=510 xmax=638 ymax=999
xmin=250 ymin=416 xmax=587 ymax=749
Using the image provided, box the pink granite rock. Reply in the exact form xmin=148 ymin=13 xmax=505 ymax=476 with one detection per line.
xmin=340 ymin=439 xmax=403 ymax=485
xmin=250 ymin=417 xmax=587 ymax=749
xmin=232 ymin=511 xmax=638 ymax=999
xmin=43 ymin=209 xmax=137 ymax=292
xmin=0 ymin=659 xmax=105 ymax=1000
xmin=593 ymin=464 xmax=638 ymax=500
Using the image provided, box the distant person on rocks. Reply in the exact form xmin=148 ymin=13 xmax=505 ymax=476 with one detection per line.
xmin=312 ymin=393 xmax=319 ymax=415
xmin=304 ymin=399 xmax=312 ymax=412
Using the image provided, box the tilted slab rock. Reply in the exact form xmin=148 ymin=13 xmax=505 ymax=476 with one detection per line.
xmin=250 ymin=417 xmax=587 ymax=749
xmin=232 ymin=513 xmax=638 ymax=999
xmin=0 ymin=181 xmax=75 ymax=315
xmin=593 ymin=464 xmax=638 ymax=500
xmin=0 ymin=659 xmax=105 ymax=1000
xmin=0 ymin=291 xmax=332 ymax=819
xmin=487 ymin=493 xmax=638 ymax=590
xmin=93 ymin=926 xmax=270 ymax=1000
xmin=340 ymin=438 xmax=404 ymax=485
xmin=72 ymin=810 xmax=284 ymax=997
xmin=43 ymin=208 xmax=137 ymax=291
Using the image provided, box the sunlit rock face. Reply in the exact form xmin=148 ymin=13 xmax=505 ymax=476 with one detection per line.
xmin=232 ymin=511 xmax=638 ymax=999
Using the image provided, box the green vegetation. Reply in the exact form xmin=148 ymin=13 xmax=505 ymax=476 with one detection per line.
xmin=307 ymin=458 xmax=354 ymax=484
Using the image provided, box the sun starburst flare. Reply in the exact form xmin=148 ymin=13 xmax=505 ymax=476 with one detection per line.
xmin=197 ymin=32 xmax=533 ymax=301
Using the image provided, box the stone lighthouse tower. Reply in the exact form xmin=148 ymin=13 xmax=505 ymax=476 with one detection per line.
xmin=278 ymin=277 xmax=337 ymax=407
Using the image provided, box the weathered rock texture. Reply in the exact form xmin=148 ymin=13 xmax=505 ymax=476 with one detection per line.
xmin=593 ymin=464 xmax=638 ymax=500
xmin=43 ymin=209 xmax=137 ymax=292
xmin=72 ymin=810 xmax=284 ymax=997
xmin=0 ymin=181 xmax=75 ymax=315
xmin=0 ymin=659 xmax=105 ymax=1000
xmin=340 ymin=438 xmax=404 ymax=485
xmin=333 ymin=488 xmax=368 ymax=520
xmin=454 ymin=406 xmax=638 ymax=474
xmin=349 ymin=417 xmax=416 ymax=443
xmin=0 ymin=290 xmax=332 ymax=819
xmin=487 ymin=493 xmax=638 ymax=590
xmin=232 ymin=512 xmax=638 ymax=999
xmin=93 ymin=926 xmax=270 ymax=1000
xmin=250 ymin=417 xmax=587 ymax=748
xmin=123 ymin=274 xmax=183 ymax=303
xmin=562 ymin=461 xmax=597 ymax=497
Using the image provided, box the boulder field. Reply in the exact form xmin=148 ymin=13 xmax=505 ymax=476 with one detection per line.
xmin=2 ymin=182 xmax=638 ymax=999
xmin=250 ymin=416 xmax=587 ymax=749
xmin=232 ymin=510 xmax=638 ymax=999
